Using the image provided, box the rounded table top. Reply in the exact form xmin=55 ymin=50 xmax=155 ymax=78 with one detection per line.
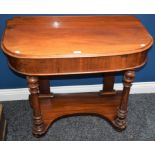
xmin=1 ymin=16 xmax=153 ymax=59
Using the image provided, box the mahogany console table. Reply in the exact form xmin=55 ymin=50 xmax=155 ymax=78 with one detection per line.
xmin=1 ymin=16 xmax=153 ymax=137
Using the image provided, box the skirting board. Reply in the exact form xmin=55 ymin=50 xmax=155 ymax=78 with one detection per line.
xmin=0 ymin=82 xmax=155 ymax=101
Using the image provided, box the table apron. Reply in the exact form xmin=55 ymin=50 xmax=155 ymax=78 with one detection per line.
xmin=7 ymin=51 xmax=147 ymax=76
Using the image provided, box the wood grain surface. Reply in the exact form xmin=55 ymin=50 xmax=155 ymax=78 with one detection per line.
xmin=2 ymin=16 xmax=153 ymax=59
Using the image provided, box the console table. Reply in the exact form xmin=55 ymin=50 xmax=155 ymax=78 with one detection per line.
xmin=1 ymin=16 xmax=153 ymax=137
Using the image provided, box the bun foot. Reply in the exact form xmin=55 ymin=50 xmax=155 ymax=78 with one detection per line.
xmin=112 ymin=118 xmax=127 ymax=131
xmin=112 ymin=108 xmax=127 ymax=131
xmin=32 ymin=125 xmax=46 ymax=137
xmin=32 ymin=116 xmax=46 ymax=137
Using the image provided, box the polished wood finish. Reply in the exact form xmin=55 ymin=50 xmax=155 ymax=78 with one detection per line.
xmin=39 ymin=91 xmax=122 ymax=134
xmin=2 ymin=16 xmax=153 ymax=58
xmin=5 ymin=51 xmax=148 ymax=75
xmin=0 ymin=104 xmax=7 ymax=140
xmin=100 ymin=73 xmax=116 ymax=95
xmin=1 ymin=16 xmax=153 ymax=137
xmin=39 ymin=77 xmax=54 ymax=98
xmin=39 ymin=77 xmax=50 ymax=94
xmin=27 ymin=76 xmax=45 ymax=135
xmin=113 ymin=70 xmax=135 ymax=130
xmin=1 ymin=16 xmax=153 ymax=75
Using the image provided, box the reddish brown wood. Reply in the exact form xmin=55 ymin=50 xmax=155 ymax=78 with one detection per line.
xmin=39 ymin=77 xmax=54 ymax=98
xmin=2 ymin=16 xmax=153 ymax=59
xmin=1 ymin=16 xmax=153 ymax=76
xmin=39 ymin=77 xmax=50 ymax=94
xmin=6 ymin=51 xmax=148 ymax=75
xmin=27 ymin=76 xmax=45 ymax=136
xmin=113 ymin=70 xmax=135 ymax=130
xmin=39 ymin=91 xmax=122 ymax=134
xmin=100 ymin=73 xmax=116 ymax=95
xmin=1 ymin=16 xmax=153 ymax=137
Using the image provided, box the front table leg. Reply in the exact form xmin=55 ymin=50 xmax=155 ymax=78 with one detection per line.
xmin=27 ymin=76 xmax=45 ymax=136
xmin=113 ymin=70 xmax=135 ymax=130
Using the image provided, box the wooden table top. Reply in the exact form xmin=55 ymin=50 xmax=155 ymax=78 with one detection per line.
xmin=1 ymin=16 xmax=153 ymax=59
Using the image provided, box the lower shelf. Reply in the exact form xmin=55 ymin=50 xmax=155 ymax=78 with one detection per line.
xmin=39 ymin=91 xmax=122 ymax=133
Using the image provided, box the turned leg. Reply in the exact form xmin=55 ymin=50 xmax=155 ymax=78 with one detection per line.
xmin=27 ymin=76 xmax=45 ymax=136
xmin=100 ymin=73 xmax=116 ymax=95
xmin=39 ymin=77 xmax=54 ymax=98
xmin=113 ymin=70 xmax=135 ymax=130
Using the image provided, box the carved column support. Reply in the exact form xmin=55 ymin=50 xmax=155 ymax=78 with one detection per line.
xmin=27 ymin=76 xmax=45 ymax=136
xmin=113 ymin=70 xmax=135 ymax=130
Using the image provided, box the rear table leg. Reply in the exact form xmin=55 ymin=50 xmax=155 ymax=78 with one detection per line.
xmin=100 ymin=73 xmax=116 ymax=95
xmin=39 ymin=77 xmax=54 ymax=98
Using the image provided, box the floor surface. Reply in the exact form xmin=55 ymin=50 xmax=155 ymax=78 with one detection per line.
xmin=2 ymin=94 xmax=155 ymax=141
